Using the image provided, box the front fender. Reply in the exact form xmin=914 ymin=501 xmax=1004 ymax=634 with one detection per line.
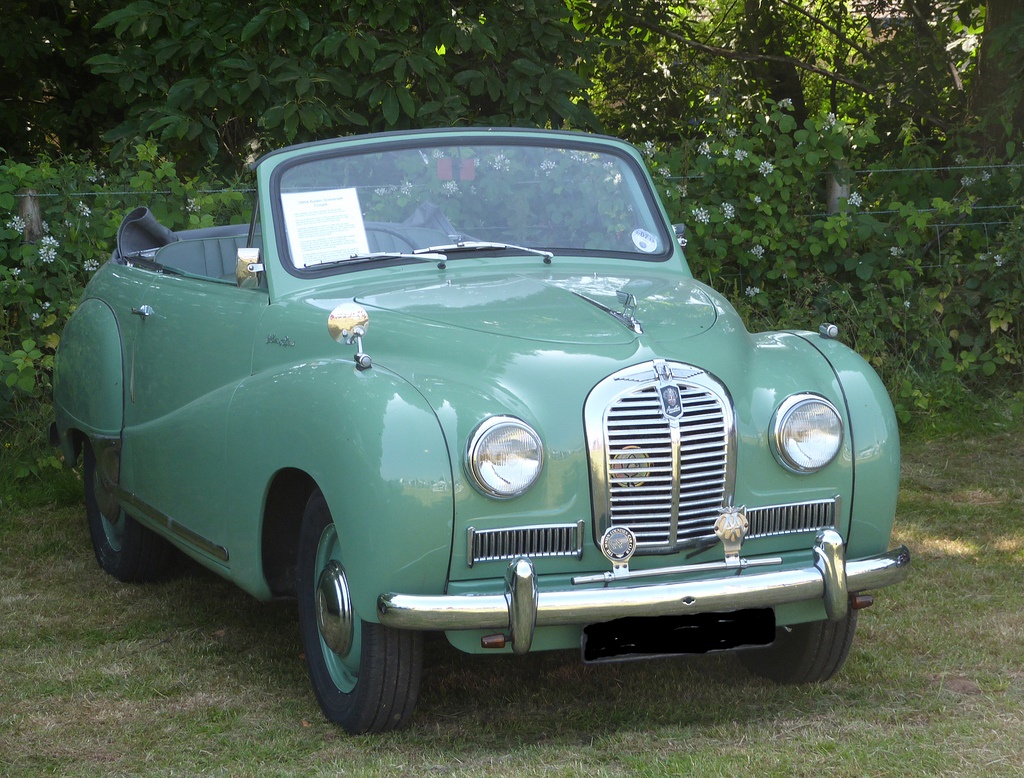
xmin=223 ymin=358 xmax=454 ymax=617
xmin=795 ymin=333 xmax=900 ymax=559
xmin=52 ymin=298 xmax=125 ymax=460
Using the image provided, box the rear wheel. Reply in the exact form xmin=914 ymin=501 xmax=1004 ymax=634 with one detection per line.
xmin=296 ymin=489 xmax=423 ymax=733
xmin=83 ymin=442 xmax=171 ymax=582
xmin=738 ymin=611 xmax=858 ymax=684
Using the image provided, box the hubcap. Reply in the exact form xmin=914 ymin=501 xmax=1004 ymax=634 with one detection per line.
xmin=316 ymin=560 xmax=353 ymax=657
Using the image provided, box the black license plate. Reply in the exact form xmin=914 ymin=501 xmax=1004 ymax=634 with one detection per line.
xmin=582 ymin=609 xmax=775 ymax=663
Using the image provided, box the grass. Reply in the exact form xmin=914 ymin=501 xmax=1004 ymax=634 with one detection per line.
xmin=1 ymin=424 xmax=1022 ymax=776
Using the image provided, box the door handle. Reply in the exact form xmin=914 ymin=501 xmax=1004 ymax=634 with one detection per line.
xmin=131 ymin=305 xmax=154 ymax=318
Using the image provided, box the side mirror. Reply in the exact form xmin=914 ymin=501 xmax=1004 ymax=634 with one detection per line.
xmin=236 ymin=247 xmax=264 ymax=288
xmin=672 ymin=224 xmax=687 ymax=248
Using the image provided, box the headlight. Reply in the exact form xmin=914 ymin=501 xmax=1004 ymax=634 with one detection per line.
xmin=466 ymin=416 xmax=544 ymax=498
xmin=771 ymin=394 xmax=843 ymax=473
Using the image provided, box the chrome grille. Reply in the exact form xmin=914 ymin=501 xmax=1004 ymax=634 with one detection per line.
xmin=467 ymin=521 xmax=585 ymax=567
xmin=747 ymin=499 xmax=837 ymax=538
xmin=586 ymin=361 xmax=734 ymax=554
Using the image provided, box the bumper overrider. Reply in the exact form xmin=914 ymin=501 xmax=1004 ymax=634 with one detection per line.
xmin=377 ymin=530 xmax=911 ymax=654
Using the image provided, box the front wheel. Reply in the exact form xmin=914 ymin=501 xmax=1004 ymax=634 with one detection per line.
xmin=296 ymin=489 xmax=423 ymax=733
xmin=83 ymin=442 xmax=171 ymax=583
xmin=738 ymin=611 xmax=858 ymax=684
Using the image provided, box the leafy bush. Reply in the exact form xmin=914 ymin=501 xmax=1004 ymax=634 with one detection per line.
xmin=87 ymin=0 xmax=598 ymax=170
xmin=644 ymin=103 xmax=1023 ymax=421
xmin=0 ymin=142 xmax=249 ymax=479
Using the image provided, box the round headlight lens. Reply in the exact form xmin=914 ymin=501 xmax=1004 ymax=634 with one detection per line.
xmin=466 ymin=416 xmax=544 ymax=498
xmin=772 ymin=394 xmax=843 ymax=473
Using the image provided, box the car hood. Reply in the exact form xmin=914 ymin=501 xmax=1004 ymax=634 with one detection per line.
xmin=352 ymin=270 xmax=718 ymax=346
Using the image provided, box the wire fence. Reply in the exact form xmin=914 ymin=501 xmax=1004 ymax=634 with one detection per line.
xmin=9 ymin=161 xmax=1023 ymax=268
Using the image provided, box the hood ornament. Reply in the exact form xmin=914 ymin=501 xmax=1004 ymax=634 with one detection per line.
xmin=328 ymin=304 xmax=372 ymax=370
xmin=571 ymin=288 xmax=644 ymax=335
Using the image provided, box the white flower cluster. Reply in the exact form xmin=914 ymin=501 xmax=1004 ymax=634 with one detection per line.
xmin=441 ymin=180 xmax=459 ymax=197
xmin=5 ymin=215 xmax=27 ymax=233
xmin=540 ymin=159 xmax=556 ymax=176
xmin=186 ymin=198 xmax=200 ymax=213
xmin=84 ymin=259 xmax=100 ymax=273
xmin=777 ymin=98 xmax=794 ymax=110
xmin=643 ymin=140 xmax=656 ymax=158
xmin=847 ymin=191 xmax=863 ymax=207
xmin=721 ymin=202 xmax=735 ymax=220
xmin=745 ymin=286 xmax=761 ymax=297
xmin=698 ymin=141 xmax=712 ymax=158
xmin=749 ymin=245 xmax=765 ymax=259
xmin=691 ymin=207 xmax=711 ymax=224
xmin=734 ymin=149 xmax=748 ymax=161
xmin=890 ymin=246 xmax=903 ymax=257
xmin=823 ymin=113 xmax=838 ymax=129
xmin=490 ymin=153 xmax=511 ymax=172
xmin=76 ymin=200 xmax=91 ymax=218
xmin=39 ymin=234 xmax=59 ymax=264
xmin=657 ymin=166 xmax=671 ymax=178
xmin=759 ymin=160 xmax=774 ymax=176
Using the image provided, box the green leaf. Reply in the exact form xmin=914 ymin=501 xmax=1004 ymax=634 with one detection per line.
xmin=382 ymin=89 xmax=399 ymax=125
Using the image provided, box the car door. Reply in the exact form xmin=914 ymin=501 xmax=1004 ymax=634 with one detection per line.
xmin=120 ymin=271 xmax=268 ymax=566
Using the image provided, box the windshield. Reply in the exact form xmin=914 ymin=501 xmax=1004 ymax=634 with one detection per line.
xmin=274 ymin=137 xmax=671 ymax=272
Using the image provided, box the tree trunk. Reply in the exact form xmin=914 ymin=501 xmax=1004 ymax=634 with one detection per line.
xmin=970 ymin=0 xmax=1024 ymax=149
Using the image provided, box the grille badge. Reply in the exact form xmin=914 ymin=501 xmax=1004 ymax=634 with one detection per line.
xmin=714 ymin=506 xmax=749 ymax=567
xmin=600 ymin=526 xmax=637 ymax=576
xmin=659 ymin=384 xmax=683 ymax=419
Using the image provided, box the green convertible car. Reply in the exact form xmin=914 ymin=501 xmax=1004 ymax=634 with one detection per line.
xmin=52 ymin=127 xmax=910 ymax=733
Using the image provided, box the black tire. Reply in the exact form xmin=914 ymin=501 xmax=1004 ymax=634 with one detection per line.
xmin=83 ymin=442 xmax=172 ymax=583
xmin=738 ymin=611 xmax=858 ymax=684
xmin=296 ymin=489 xmax=423 ymax=733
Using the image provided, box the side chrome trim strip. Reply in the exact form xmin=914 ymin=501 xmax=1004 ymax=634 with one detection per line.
xmin=113 ymin=486 xmax=230 ymax=563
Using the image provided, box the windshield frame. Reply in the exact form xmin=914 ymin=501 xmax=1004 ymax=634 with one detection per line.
xmin=267 ymin=130 xmax=675 ymax=280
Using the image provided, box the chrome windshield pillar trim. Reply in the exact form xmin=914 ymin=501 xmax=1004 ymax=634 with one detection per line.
xmin=814 ymin=529 xmax=848 ymax=621
xmin=376 ymin=539 xmax=911 ymax=639
xmin=506 ymin=558 xmax=538 ymax=654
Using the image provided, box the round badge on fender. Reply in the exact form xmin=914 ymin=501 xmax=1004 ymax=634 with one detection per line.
xmin=600 ymin=526 xmax=637 ymax=565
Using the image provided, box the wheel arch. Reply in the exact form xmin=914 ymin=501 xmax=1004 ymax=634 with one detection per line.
xmin=261 ymin=467 xmax=317 ymax=597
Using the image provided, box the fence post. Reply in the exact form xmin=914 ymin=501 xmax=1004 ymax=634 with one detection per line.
xmin=17 ymin=189 xmax=44 ymax=242
xmin=825 ymin=161 xmax=851 ymax=214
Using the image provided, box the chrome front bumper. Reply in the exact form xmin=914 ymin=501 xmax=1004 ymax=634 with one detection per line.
xmin=377 ymin=530 xmax=911 ymax=654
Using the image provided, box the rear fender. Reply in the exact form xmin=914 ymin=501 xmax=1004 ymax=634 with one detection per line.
xmin=52 ymin=298 xmax=125 ymax=462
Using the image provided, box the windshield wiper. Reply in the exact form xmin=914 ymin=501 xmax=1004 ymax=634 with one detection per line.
xmin=307 ymin=251 xmax=447 ymax=271
xmin=414 ymin=241 xmax=554 ymax=262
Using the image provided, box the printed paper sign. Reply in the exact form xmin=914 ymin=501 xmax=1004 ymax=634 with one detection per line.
xmin=281 ymin=188 xmax=370 ymax=268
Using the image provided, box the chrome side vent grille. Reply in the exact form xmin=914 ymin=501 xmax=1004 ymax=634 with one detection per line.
xmin=467 ymin=521 xmax=585 ymax=567
xmin=585 ymin=360 xmax=736 ymax=554
xmin=747 ymin=499 xmax=837 ymax=539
